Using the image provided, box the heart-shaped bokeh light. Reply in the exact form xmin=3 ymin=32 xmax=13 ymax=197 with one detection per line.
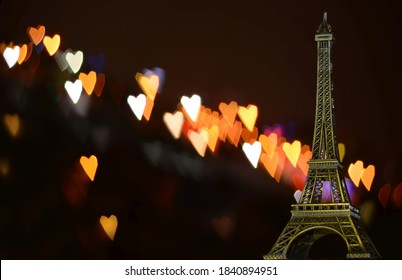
xmin=100 ymin=215 xmax=118 ymax=241
xmin=79 ymin=155 xmax=98 ymax=181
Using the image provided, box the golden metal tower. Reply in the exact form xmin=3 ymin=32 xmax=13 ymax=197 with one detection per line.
xmin=264 ymin=13 xmax=380 ymax=259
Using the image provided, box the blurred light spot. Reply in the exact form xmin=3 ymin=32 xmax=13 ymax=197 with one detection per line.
xmin=143 ymin=96 xmax=154 ymax=121
xmin=297 ymin=149 xmax=312 ymax=176
xmin=3 ymin=46 xmax=20 ymax=68
xmin=242 ymin=140 xmax=262 ymax=168
xmin=259 ymin=133 xmax=277 ymax=159
xmin=64 ymin=79 xmax=82 ymax=104
xmin=79 ymin=71 xmax=97 ymax=95
xmin=65 ymin=50 xmax=83 ymax=73
xmin=135 ymin=72 xmax=159 ymax=101
xmin=393 ymin=183 xmax=402 ymax=208
xmin=263 ymin=124 xmax=284 ymax=138
xmin=163 ymin=111 xmax=184 ymax=139
xmin=17 ymin=44 xmax=27 ymax=64
xmin=226 ymin=120 xmax=242 ymax=147
xmin=94 ymin=73 xmax=105 ymax=97
xmin=241 ymin=126 xmax=258 ymax=143
xmin=361 ymin=165 xmax=375 ymax=191
xmin=99 ymin=215 xmax=118 ymax=241
xmin=205 ymin=125 xmax=219 ymax=152
xmin=54 ymin=50 xmax=69 ymax=71
xmin=360 ymin=200 xmax=376 ymax=227
xmin=188 ymin=129 xmax=208 ymax=157
xmin=282 ymin=140 xmax=301 ymax=167
xmin=338 ymin=143 xmax=345 ymax=162
xmin=219 ymin=101 xmax=238 ymax=126
xmin=43 ymin=34 xmax=60 ymax=56
xmin=260 ymin=152 xmax=278 ymax=178
xmin=181 ymin=94 xmax=201 ymax=122
xmin=378 ymin=183 xmax=391 ymax=208
xmin=79 ymin=155 xmax=98 ymax=181
xmin=3 ymin=114 xmax=20 ymax=137
xmin=237 ymin=104 xmax=258 ymax=132
xmin=27 ymin=25 xmax=45 ymax=45
xmin=348 ymin=160 xmax=364 ymax=187
xmin=0 ymin=158 xmax=10 ymax=177
xmin=143 ymin=67 xmax=165 ymax=93
xmin=127 ymin=94 xmax=146 ymax=121
xmin=291 ymin=173 xmax=305 ymax=191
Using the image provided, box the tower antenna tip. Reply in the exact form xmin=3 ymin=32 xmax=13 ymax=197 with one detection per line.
xmin=324 ymin=12 xmax=327 ymax=22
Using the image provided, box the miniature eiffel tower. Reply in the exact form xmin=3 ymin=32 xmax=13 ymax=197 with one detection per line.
xmin=264 ymin=13 xmax=380 ymax=259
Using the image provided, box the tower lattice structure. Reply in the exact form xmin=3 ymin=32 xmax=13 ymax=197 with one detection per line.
xmin=264 ymin=13 xmax=380 ymax=259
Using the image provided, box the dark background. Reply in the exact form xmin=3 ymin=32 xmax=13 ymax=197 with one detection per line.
xmin=0 ymin=0 xmax=401 ymax=259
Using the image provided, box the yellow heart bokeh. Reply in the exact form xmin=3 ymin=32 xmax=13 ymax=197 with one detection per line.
xmin=43 ymin=34 xmax=60 ymax=56
xmin=79 ymin=71 xmax=97 ymax=95
xmin=100 ymin=215 xmax=118 ymax=241
xmin=238 ymin=104 xmax=258 ymax=132
xmin=135 ymin=73 xmax=159 ymax=101
xmin=27 ymin=25 xmax=45 ymax=45
xmin=282 ymin=140 xmax=301 ymax=167
xmin=79 ymin=155 xmax=98 ymax=181
xmin=205 ymin=125 xmax=219 ymax=152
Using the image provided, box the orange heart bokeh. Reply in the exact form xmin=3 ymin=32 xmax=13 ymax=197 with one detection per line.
xmin=27 ymin=25 xmax=45 ymax=45
xmin=361 ymin=165 xmax=375 ymax=191
xmin=80 ymin=155 xmax=98 ymax=181
xmin=219 ymin=101 xmax=238 ymax=126
xmin=238 ymin=104 xmax=258 ymax=132
xmin=79 ymin=71 xmax=97 ymax=95
xmin=259 ymin=133 xmax=277 ymax=159
xmin=226 ymin=120 xmax=242 ymax=147
xmin=282 ymin=140 xmax=301 ymax=167
xmin=17 ymin=44 xmax=27 ymax=64
xmin=348 ymin=160 xmax=364 ymax=187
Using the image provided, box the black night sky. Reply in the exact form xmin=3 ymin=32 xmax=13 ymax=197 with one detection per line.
xmin=0 ymin=0 xmax=401 ymax=259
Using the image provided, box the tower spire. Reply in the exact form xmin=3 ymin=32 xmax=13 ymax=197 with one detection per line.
xmin=317 ymin=12 xmax=331 ymax=34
